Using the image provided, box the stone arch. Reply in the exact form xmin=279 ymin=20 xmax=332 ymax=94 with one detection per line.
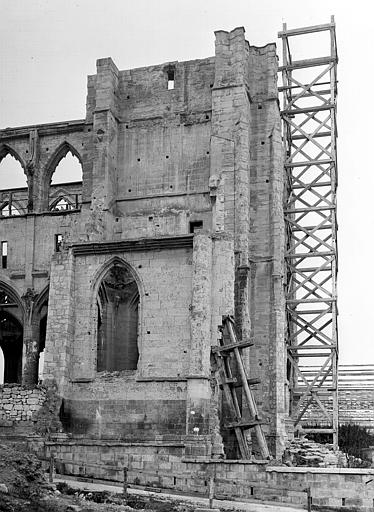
xmin=0 ymin=198 xmax=26 ymax=216
xmin=0 ymin=282 xmax=24 ymax=384
xmin=0 ymin=144 xmax=27 ymax=171
xmin=0 ymin=280 xmax=25 ymax=316
xmin=49 ymin=195 xmax=76 ymax=212
xmin=0 ymin=144 xmax=29 ymax=195
xmin=93 ymin=257 xmax=142 ymax=373
xmin=42 ymin=141 xmax=83 ymax=210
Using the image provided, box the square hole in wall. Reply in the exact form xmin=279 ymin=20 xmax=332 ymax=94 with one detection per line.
xmin=189 ymin=221 xmax=203 ymax=233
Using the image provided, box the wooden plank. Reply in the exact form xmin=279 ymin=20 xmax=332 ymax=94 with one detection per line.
xmin=214 ymin=354 xmax=250 ymax=459
xmin=289 ymin=309 xmax=331 ymax=315
xmin=292 ymin=132 xmax=331 ymax=141
xmin=286 ymin=251 xmax=335 ymax=258
xmin=292 ymin=389 xmax=336 ymax=396
xmin=221 ymin=377 xmax=237 ymax=385
xmin=285 ymin=159 xmax=333 ymax=168
xmin=302 ymin=428 xmax=336 ymax=434
xmin=224 ymin=419 xmax=264 ymax=429
xmin=279 ymin=57 xmax=336 ymax=71
xmin=220 ymin=377 xmax=261 ymax=389
xmin=278 ymin=80 xmax=331 ymax=91
xmin=211 ymin=339 xmax=254 ymax=353
xmin=285 ymin=205 xmax=334 ymax=213
xmin=289 ymin=345 xmax=332 ymax=350
xmin=290 ymin=90 xmax=331 ymax=99
xmin=282 ymin=104 xmax=333 ymax=115
xmin=225 ymin=318 xmax=270 ymax=460
xmin=278 ymin=22 xmax=334 ymax=38
xmin=287 ymin=298 xmax=335 ymax=304
xmin=294 ymin=352 xmax=335 ymax=358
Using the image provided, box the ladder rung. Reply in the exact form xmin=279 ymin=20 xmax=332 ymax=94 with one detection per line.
xmin=224 ymin=419 xmax=264 ymax=429
xmin=279 ymin=56 xmax=336 ymax=71
xmin=292 ymin=388 xmax=337 ymax=396
xmin=221 ymin=377 xmax=237 ymax=385
xmin=278 ymin=22 xmax=334 ymax=38
xmin=246 ymin=378 xmax=261 ymax=386
xmin=212 ymin=340 xmax=254 ymax=353
xmin=282 ymin=104 xmax=333 ymax=115
xmin=285 ymin=158 xmax=334 ymax=168
xmin=220 ymin=377 xmax=261 ymax=389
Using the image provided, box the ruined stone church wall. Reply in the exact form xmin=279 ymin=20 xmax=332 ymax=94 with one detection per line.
xmin=0 ymin=26 xmax=287 ymax=457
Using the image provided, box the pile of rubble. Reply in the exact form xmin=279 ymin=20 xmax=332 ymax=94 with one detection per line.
xmin=283 ymin=436 xmax=347 ymax=468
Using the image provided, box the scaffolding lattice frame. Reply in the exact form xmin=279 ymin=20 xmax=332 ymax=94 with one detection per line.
xmin=278 ymin=17 xmax=339 ymax=448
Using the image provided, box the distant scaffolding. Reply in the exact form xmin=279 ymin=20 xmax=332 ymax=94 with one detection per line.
xmin=278 ymin=17 xmax=339 ymax=448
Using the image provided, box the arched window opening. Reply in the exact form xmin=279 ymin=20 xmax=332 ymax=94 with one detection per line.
xmin=0 ymin=153 xmax=27 ymax=190
xmin=0 ymin=286 xmax=23 ymax=384
xmin=0 ymin=311 xmax=23 ymax=384
xmin=47 ymin=147 xmax=82 ymax=212
xmin=50 ymin=197 xmax=75 ymax=212
xmin=51 ymin=151 xmax=82 ymax=185
xmin=0 ymin=201 xmax=21 ymax=217
xmin=97 ymin=264 xmax=139 ymax=372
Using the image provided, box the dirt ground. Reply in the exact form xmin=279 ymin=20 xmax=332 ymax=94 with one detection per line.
xmin=0 ymin=444 xmax=184 ymax=512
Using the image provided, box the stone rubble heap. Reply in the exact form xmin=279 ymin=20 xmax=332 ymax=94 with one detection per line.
xmin=284 ymin=436 xmax=347 ymax=468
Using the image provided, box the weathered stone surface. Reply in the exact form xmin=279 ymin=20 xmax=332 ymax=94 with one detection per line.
xmin=0 ymin=27 xmax=287 ymax=463
xmin=284 ymin=436 xmax=345 ymax=468
xmin=0 ymin=385 xmax=46 ymax=423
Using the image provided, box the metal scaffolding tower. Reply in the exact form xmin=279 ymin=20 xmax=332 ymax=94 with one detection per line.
xmin=278 ymin=17 xmax=339 ymax=448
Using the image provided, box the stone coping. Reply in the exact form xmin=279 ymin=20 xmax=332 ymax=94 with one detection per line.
xmin=182 ymin=458 xmax=268 ymax=465
xmin=43 ymin=440 xmax=184 ymax=447
xmin=266 ymin=466 xmax=374 ymax=474
xmin=0 ymin=119 xmax=87 ymax=137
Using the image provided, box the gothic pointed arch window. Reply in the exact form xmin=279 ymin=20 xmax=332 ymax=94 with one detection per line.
xmin=50 ymin=196 xmax=75 ymax=212
xmin=0 ymin=151 xmax=28 ymax=190
xmin=97 ymin=263 xmax=139 ymax=372
xmin=45 ymin=142 xmax=82 ymax=211
xmin=0 ymin=148 xmax=28 ymax=215
xmin=0 ymin=201 xmax=21 ymax=217
xmin=51 ymin=150 xmax=82 ymax=185
xmin=0 ymin=286 xmax=23 ymax=384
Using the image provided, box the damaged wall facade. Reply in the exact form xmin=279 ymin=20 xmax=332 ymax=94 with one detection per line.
xmin=0 ymin=27 xmax=288 ymax=461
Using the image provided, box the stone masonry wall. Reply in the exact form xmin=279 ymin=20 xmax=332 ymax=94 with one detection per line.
xmin=28 ymin=438 xmax=374 ymax=511
xmin=0 ymin=384 xmax=46 ymax=423
xmin=0 ymin=26 xmax=288 ymax=458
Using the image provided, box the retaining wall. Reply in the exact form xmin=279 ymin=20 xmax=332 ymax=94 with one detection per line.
xmin=27 ymin=438 xmax=374 ymax=511
xmin=0 ymin=384 xmax=46 ymax=423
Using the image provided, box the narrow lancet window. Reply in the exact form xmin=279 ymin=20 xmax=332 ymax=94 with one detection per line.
xmin=167 ymin=67 xmax=175 ymax=90
xmin=1 ymin=242 xmax=7 ymax=269
xmin=0 ymin=286 xmax=23 ymax=384
xmin=97 ymin=264 xmax=139 ymax=372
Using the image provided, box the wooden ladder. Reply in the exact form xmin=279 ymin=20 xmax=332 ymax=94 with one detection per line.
xmin=212 ymin=315 xmax=270 ymax=460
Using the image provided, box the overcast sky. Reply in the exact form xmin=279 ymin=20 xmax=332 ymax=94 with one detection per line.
xmin=0 ymin=0 xmax=373 ymax=365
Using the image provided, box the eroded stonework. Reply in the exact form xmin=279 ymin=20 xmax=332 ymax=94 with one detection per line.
xmin=0 ymin=27 xmax=287 ymax=463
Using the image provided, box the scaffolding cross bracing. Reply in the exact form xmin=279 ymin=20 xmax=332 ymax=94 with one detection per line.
xmin=278 ymin=16 xmax=339 ymax=448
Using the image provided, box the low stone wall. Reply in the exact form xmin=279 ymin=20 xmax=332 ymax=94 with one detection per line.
xmin=27 ymin=438 xmax=374 ymax=511
xmin=0 ymin=385 xmax=47 ymax=423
